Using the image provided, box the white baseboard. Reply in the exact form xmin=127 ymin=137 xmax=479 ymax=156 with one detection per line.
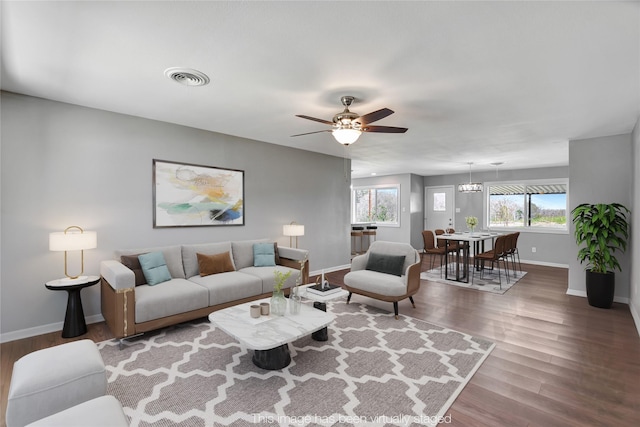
xmin=565 ymin=288 xmax=630 ymax=304
xmin=520 ymin=259 xmax=568 ymax=269
xmin=0 ymin=314 xmax=105 ymax=344
xmin=630 ymin=303 xmax=640 ymax=337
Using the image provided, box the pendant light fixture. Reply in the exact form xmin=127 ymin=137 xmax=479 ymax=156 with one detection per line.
xmin=458 ymin=162 xmax=483 ymax=193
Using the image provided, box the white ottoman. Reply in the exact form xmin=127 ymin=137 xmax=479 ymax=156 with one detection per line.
xmin=25 ymin=396 xmax=128 ymax=427
xmin=6 ymin=339 xmax=107 ymax=427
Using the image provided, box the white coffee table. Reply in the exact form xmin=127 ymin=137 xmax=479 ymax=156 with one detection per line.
xmin=208 ymin=297 xmax=334 ymax=370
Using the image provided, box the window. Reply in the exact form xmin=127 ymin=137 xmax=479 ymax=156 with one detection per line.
xmin=352 ymin=184 xmax=400 ymax=226
xmin=486 ymin=180 xmax=568 ymax=232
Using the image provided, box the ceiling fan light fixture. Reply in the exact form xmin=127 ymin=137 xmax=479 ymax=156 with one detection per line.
xmin=333 ymin=128 xmax=362 ymax=145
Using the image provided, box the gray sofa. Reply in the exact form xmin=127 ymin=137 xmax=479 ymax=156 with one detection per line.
xmin=100 ymin=238 xmax=309 ymax=339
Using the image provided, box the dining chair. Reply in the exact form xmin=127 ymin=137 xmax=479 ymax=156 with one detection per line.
xmin=473 ymin=234 xmax=510 ymax=288
xmin=506 ymin=231 xmax=522 ymax=273
xmin=422 ymin=230 xmax=447 ymax=277
xmin=435 ymin=228 xmax=462 ymax=253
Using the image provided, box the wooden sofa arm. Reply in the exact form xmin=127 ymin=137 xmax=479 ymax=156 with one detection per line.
xmin=405 ymin=261 xmax=422 ymax=295
xmin=100 ymin=260 xmax=135 ymax=339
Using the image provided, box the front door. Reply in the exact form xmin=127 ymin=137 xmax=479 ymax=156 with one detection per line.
xmin=425 ymin=186 xmax=455 ymax=231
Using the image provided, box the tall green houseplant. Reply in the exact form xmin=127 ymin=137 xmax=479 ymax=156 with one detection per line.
xmin=571 ymin=203 xmax=630 ymax=308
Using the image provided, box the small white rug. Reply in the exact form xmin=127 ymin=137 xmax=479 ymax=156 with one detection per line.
xmin=420 ymin=263 xmax=527 ymax=294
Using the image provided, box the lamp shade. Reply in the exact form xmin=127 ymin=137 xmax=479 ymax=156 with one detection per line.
xmin=332 ymin=128 xmax=361 ymax=145
xmin=283 ymin=223 xmax=305 ymax=237
xmin=49 ymin=230 xmax=97 ymax=251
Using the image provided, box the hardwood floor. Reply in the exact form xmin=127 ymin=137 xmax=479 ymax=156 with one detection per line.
xmin=2 ymin=260 xmax=639 ymax=426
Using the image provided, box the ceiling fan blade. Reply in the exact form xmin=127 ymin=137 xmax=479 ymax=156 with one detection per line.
xmin=356 ymin=108 xmax=394 ymax=125
xmin=290 ymin=129 xmax=332 ymax=137
xmin=295 ymin=115 xmax=333 ymax=125
xmin=362 ymin=125 xmax=408 ymax=133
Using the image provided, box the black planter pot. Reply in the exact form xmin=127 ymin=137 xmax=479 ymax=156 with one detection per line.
xmin=586 ymin=270 xmax=615 ymax=309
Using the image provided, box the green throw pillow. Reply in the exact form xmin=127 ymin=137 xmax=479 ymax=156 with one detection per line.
xmin=138 ymin=252 xmax=172 ymax=286
xmin=365 ymin=252 xmax=406 ymax=277
xmin=253 ymin=243 xmax=276 ymax=267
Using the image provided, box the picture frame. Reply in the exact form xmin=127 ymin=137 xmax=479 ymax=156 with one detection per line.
xmin=153 ymin=159 xmax=244 ymax=228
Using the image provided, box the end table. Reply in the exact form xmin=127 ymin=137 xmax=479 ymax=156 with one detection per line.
xmin=45 ymin=275 xmax=100 ymax=338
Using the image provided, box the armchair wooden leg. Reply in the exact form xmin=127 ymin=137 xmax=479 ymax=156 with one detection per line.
xmin=347 ymin=292 xmax=352 ymax=304
xmin=393 ymin=301 xmax=399 ymax=319
xmin=409 ymin=296 xmax=416 ymax=308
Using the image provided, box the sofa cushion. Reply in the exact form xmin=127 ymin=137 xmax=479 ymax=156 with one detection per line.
xmin=25 ymin=396 xmax=128 ymax=427
xmin=120 ymin=254 xmax=146 ymax=286
xmin=182 ymin=242 xmax=233 ymax=278
xmin=197 ymin=251 xmax=235 ymax=276
xmin=253 ymin=243 xmax=276 ymax=267
xmin=138 ymin=252 xmax=172 ymax=286
xmin=240 ymin=265 xmax=299 ymax=294
xmin=366 ymin=252 xmax=406 ymax=277
xmin=189 ymin=271 xmax=263 ymax=306
xmin=231 ymin=239 xmax=270 ymax=270
xmin=135 ymin=279 xmax=209 ymax=323
xmin=344 ymin=270 xmax=407 ymax=297
xmin=6 ymin=339 xmax=107 ymax=427
xmin=116 ymin=245 xmax=185 ymax=279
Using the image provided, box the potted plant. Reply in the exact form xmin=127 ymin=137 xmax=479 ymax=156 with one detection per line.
xmin=571 ymin=203 xmax=630 ymax=309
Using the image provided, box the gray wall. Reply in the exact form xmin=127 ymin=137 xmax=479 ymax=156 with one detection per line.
xmin=568 ymin=134 xmax=633 ymax=300
xmin=632 ymin=119 xmax=640 ymax=328
xmin=351 ymin=174 xmax=416 ymax=246
xmin=0 ymin=92 xmax=351 ymax=340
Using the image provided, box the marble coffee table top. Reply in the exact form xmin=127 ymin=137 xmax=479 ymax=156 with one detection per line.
xmin=208 ymin=298 xmax=335 ymax=350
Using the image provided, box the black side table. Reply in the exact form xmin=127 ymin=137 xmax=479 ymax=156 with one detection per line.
xmin=45 ymin=275 xmax=100 ymax=338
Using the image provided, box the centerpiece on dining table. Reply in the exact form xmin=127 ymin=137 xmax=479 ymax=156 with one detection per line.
xmin=465 ymin=216 xmax=478 ymax=233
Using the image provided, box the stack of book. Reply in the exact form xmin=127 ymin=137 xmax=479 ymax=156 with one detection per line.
xmin=307 ymin=283 xmax=342 ymax=296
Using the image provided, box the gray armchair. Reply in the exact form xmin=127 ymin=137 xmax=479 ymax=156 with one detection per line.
xmin=344 ymin=241 xmax=421 ymax=319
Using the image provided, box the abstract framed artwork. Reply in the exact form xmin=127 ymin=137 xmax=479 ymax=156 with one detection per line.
xmin=153 ymin=159 xmax=244 ymax=227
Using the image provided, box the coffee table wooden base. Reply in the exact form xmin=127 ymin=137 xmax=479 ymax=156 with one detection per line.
xmin=252 ymin=344 xmax=291 ymax=370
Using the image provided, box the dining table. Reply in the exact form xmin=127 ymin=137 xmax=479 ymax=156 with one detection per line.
xmin=437 ymin=232 xmax=502 ymax=283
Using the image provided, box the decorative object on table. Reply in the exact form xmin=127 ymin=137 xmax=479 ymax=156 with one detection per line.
xmin=250 ymin=305 xmax=261 ymax=318
xmin=571 ymin=203 xmax=630 ymax=309
xmin=152 ymin=159 xmax=244 ymax=228
xmin=260 ymin=302 xmax=270 ymax=315
xmin=99 ymin=302 xmax=494 ymax=426
xmin=49 ymin=226 xmax=97 ymax=280
xmin=271 ymin=270 xmax=291 ymax=316
xmin=283 ymin=221 xmax=304 ymax=248
xmin=307 ymin=273 xmax=342 ymax=296
xmin=288 ymin=254 xmax=308 ymax=315
xmin=465 ymin=216 xmax=478 ymax=233
xmin=458 ymin=162 xmax=483 ymax=193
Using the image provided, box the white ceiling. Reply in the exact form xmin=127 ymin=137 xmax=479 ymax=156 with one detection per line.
xmin=2 ymin=1 xmax=639 ymax=178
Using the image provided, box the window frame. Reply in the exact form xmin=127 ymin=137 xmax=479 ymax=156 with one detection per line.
xmin=483 ymin=178 xmax=569 ymax=234
xmin=351 ymin=184 xmax=401 ymax=227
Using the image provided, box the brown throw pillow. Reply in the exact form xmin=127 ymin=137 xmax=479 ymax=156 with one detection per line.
xmin=121 ymin=254 xmax=147 ymax=286
xmin=197 ymin=252 xmax=235 ymax=276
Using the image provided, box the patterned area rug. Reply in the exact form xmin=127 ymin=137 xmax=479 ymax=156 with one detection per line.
xmin=420 ymin=263 xmax=527 ymax=294
xmin=98 ymin=302 xmax=494 ymax=427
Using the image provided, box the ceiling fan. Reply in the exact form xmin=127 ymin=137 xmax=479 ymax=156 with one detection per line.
xmin=292 ymin=96 xmax=408 ymax=145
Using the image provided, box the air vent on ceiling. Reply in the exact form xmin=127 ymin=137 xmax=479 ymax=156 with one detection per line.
xmin=164 ymin=68 xmax=210 ymax=87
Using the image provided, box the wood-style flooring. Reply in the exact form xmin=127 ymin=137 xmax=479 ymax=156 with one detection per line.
xmin=2 ymin=259 xmax=639 ymax=426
